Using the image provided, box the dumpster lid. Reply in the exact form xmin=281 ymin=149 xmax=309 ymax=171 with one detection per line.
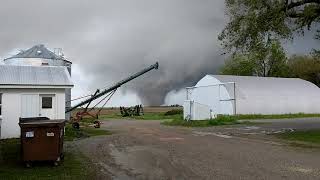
xmin=19 ymin=117 xmax=50 ymax=123
xmin=19 ymin=119 xmax=66 ymax=125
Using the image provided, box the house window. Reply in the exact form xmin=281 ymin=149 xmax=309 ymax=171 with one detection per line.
xmin=0 ymin=93 xmax=2 ymax=116
xmin=42 ymin=97 xmax=52 ymax=109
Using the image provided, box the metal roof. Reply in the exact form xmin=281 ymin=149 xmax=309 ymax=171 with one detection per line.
xmin=193 ymin=75 xmax=320 ymax=114
xmin=0 ymin=65 xmax=73 ymax=87
xmin=4 ymin=44 xmax=71 ymax=63
xmin=207 ymin=75 xmax=320 ymax=95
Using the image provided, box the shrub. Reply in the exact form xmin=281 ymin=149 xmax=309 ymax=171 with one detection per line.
xmin=164 ymin=109 xmax=183 ymax=116
xmin=162 ymin=115 xmax=239 ymax=127
xmin=208 ymin=115 xmax=238 ymax=125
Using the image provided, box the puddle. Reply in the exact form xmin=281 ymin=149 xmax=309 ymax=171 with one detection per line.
xmin=241 ymin=126 xmax=261 ymax=130
xmin=159 ymin=137 xmax=184 ymax=141
xmin=265 ymin=128 xmax=295 ymax=135
xmin=288 ymin=166 xmax=315 ymax=174
xmin=192 ymin=131 xmax=232 ymax=138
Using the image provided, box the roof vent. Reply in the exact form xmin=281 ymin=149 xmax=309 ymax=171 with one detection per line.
xmin=37 ymin=50 xmax=42 ymax=55
xmin=54 ymin=48 xmax=64 ymax=57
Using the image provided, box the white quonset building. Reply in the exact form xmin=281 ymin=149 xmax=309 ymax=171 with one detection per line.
xmin=0 ymin=65 xmax=73 ymax=139
xmin=184 ymin=75 xmax=320 ymax=120
xmin=4 ymin=44 xmax=72 ymax=119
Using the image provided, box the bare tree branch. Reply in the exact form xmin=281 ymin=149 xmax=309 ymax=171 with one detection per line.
xmin=286 ymin=0 xmax=320 ymax=10
xmin=287 ymin=12 xmax=305 ymax=18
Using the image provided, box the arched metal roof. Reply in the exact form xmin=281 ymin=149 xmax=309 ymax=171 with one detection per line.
xmin=208 ymin=75 xmax=320 ymax=98
xmin=195 ymin=75 xmax=320 ymax=114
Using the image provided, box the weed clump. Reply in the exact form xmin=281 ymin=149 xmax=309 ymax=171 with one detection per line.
xmin=64 ymin=124 xmax=111 ymax=141
xmin=162 ymin=115 xmax=239 ymax=127
xmin=164 ymin=109 xmax=183 ymax=116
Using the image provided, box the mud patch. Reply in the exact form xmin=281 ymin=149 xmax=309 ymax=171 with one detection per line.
xmin=108 ymin=143 xmax=196 ymax=179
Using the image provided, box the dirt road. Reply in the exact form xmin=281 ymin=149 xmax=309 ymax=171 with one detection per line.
xmin=72 ymin=120 xmax=320 ymax=180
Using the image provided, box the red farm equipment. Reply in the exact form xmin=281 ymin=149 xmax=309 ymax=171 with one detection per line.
xmin=66 ymin=62 xmax=159 ymax=129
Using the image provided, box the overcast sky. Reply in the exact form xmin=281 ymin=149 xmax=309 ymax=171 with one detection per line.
xmin=0 ymin=0 xmax=318 ymax=106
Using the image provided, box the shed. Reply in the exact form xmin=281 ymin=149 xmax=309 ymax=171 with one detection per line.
xmin=3 ymin=44 xmax=73 ymax=120
xmin=184 ymin=75 xmax=320 ymax=120
xmin=0 ymin=65 xmax=73 ymax=139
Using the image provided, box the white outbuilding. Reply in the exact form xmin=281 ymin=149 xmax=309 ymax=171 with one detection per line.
xmin=4 ymin=44 xmax=73 ymax=120
xmin=184 ymin=75 xmax=320 ymax=120
xmin=0 ymin=65 xmax=73 ymax=139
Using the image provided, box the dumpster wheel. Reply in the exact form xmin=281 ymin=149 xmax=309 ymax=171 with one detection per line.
xmin=25 ymin=162 xmax=32 ymax=168
xmin=53 ymin=157 xmax=61 ymax=166
xmin=53 ymin=161 xmax=59 ymax=166
xmin=60 ymin=153 xmax=65 ymax=160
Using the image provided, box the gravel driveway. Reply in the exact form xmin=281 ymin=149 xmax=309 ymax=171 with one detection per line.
xmin=71 ymin=119 xmax=320 ymax=180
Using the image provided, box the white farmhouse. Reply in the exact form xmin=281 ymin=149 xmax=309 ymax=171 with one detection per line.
xmin=184 ymin=75 xmax=320 ymax=120
xmin=0 ymin=65 xmax=73 ymax=139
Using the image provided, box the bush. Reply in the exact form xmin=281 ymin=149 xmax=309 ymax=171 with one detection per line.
xmin=64 ymin=125 xmax=89 ymax=141
xmin=64 ymin=124 xmax=111 ymax=141
xmin=162 ymin=115 xmax=239 ymax=127
xmin=207 ymin=115 xmax=238 ymax=125
xmin=164 ymin=109 xmax=183 ymax=116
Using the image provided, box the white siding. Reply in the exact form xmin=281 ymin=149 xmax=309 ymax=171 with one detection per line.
xmin=211 ymin=75 xmax=320 ymax=115
xmin=1 ymin=91 xmax=21 ymax=139
xmin=186 ymin=75 xmax=320 ymax=118
xmin=196 ymin=76 xmax=234 ymax=115
xmin=55 ymin=92 xmax=66 ymax=119
xmin=21 ymin=94 xmax=39 ymax=117
xmin=0 ymin=88 xmax=66 ymax=139
xmin=184 ymin=100 xmax=214 ymax=120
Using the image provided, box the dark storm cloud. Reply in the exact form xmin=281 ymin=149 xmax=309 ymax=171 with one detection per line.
xmin=0 ymin=0 xmax=227 ymax=105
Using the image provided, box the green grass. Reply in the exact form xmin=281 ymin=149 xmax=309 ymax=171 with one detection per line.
xmin=162 ymin=115 xmax=241 ymax=127
xmin=64 ymin=123 xmax=112 ymax=141
xmin=82 ymin=111 xmax=320 ymax=129
xmin=0 ymin=139 xmax=96 ymax=180
xmin=236 ymin=113 xmax=320 ymax=120
xmin=97 ymin=112 xmax=182 ymax=121
xmin=96 ymin=111 xmax=320 ymax=122
xmin=164 ymin=109 xmax=183 ymax=116
xmin=0 ymin=123 xmax=110 ymax=179
xmin=278 ymin=130 xmax=320 ymax=144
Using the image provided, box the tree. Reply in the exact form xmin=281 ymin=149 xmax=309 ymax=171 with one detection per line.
xmin=288 ymin=55 xmax=320 ymax=87
xmin=219 ymin=0 xmax=320 ymax=54
xmin=220 ymin=39 xmax=289 ymax=77
xmin=312 ymin=30 xmax=320 ymax=56
xmin=220 ymin=54 xmax=255 ymax=76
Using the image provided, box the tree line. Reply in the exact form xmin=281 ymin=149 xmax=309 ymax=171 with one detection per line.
xmin=220 ymin=53 xmax=320 ymax=87
xmin=218 ymin=0 xmax=320 ymax=87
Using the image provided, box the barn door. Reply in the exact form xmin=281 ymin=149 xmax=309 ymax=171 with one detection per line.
xmin=21 ymin=94 xmax=40 ymax=118
xmin=39 ymin=95 xmax=56 ymax=119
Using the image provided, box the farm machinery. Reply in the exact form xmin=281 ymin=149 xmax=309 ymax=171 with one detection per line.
xmin=120 ymin=104 xmax=144 ymax=117
xmin=66 ymin=62 xmax=159 ymax=128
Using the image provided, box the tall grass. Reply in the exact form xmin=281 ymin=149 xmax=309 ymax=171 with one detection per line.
xmin=64 ymin=124 xmax=111 ymax=141
xmin=236 ymin=113 xmax=320 ymax=120
xmin=162 ymin=115 xmax=240 ymax=127
xmin=278 ymin=130 xmax=320 ymax=144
